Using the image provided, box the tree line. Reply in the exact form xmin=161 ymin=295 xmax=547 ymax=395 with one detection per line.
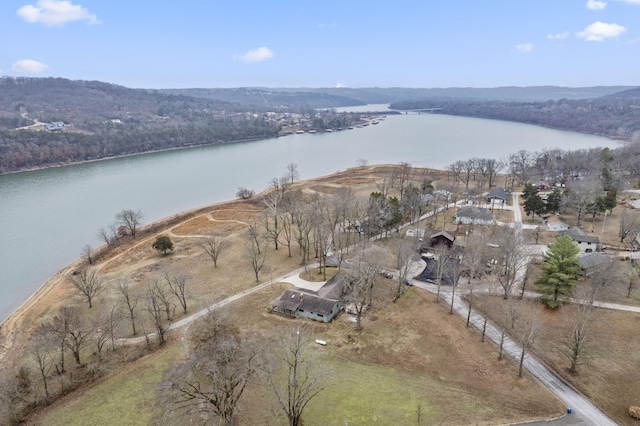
xmin=391 ymin=97 xmax=640 ymax=142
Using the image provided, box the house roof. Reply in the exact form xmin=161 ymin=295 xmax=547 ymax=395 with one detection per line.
xmin=545 ymin=215 xmax=565 ymax=224
xmin=579 ymin=252 xmax=610 ymax=269
xmin=272 ymin=273 xmax=350 ymax=316
xmin=560 ymin=227 xmax=599 ymax=243
xmin=430 ymin=230 xmax=455 ymax=242
xmin=487 ymin=187 xmax=507 ymax=200
xmin=317 ymin=273 xmax=351 ymax=300
xmin=455 ymin=206 xmax=494 ymax=221
xmin=272 ymin=290 xmax=303 ymax=312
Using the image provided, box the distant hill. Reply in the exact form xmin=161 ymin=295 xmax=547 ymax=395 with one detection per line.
xmin=602 ymin=87 xmax=640 ymax=99
xmin=0 ymin=76 xmax=250 ymax=131
xmin=161 ymin=86 xmax=635 ymax=108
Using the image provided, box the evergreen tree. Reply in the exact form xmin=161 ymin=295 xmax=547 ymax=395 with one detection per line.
xmin=536 ymin=236 xmax=581 ymax=308
xmin=152 ymin=235 xmax=174 ymax=255
xmin=545 ymin=189 xmax=562 ymax=215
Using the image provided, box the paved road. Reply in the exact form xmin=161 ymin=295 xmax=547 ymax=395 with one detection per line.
xmin=408 ymin=192 xmax=616 ymax=425
xmin=410 ymin=279 xmax=616 ymax=426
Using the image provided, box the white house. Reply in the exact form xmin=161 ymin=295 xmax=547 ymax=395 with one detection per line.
xmin=453 ymin=206 xmax=494 ymax=226
xmin=560 ymin=227 xmax=600 ymax=253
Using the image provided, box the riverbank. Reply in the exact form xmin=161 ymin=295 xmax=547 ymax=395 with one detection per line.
xmin=0 ymin=164 xmax=400 ymax=361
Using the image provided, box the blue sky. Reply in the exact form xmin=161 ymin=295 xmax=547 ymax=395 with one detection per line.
xmin=2 ymin=0 xmax=639 ymax=89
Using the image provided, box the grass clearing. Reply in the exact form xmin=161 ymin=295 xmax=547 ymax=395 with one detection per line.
xmin=29 ymin=343 xmax=182 ymax=426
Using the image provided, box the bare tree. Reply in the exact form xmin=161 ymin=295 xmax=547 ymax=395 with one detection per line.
xmin=146 ymin=282 xmax=169 ymax=345
xmin=497 ymin=298 xmax=517 ymax=358
xmin=97 ymin=222 xmax=118 ymax=247
xmin=117 ymin=279 xmax=139 ymax=336
xmin=165 ymin=272 xmax=189 ymax=315
xmin=515 ymin=302 xmax=543 ymax=377
xmin=564 ymin=178 xmax=602 ymax=227
xmin=81 ymin=244 xmax=94 ymax=265
xmin=490 ymin=226 xmax=530 ymax=299
xmin=461 ymin=233 xmax=486 ymax=285
xmin=236 ymin=187 xmax=255 ymax=199
xmin=165 ymin=312 xmax=260 ymax=426
xmin=43 ymin=306 xmax=73 ymax=375
xmin=115 ymin=209 xmax=144 ymax=238
xmin=245 ymin=230 xmax=268 ymax=283
xmin=619 ymin=209 xmax=640 ymax=244
xmin=285 ymin=162 xmax=300 ymax=184
xmin=392 ymin=236 xmax=415 ymax=303
xmin=433 ymin=245 xmax=451 ymax=303
xmin=93 ymin=304 xmax=119 ymax=356
xmin=344 ymin=246 xmax=385 ymax=330
xmin=356 ymin=158 xmax=369 ymax=168
xmin=266 ymin=328 xmax=330 ymax=426
xmin=583 ymin=256 xmax=616 ymax=304
xmin=64 ymin=307 xmax=91 ymax=365
xmin=68 ymin=269 xmax=105 ymax=308
xmin=202 ymin=233 xmax=231 ymax=268
xmin=556 ymin=292 xmax=595 ymax=374
xmin=0 ymin=369 xmax=29 ymax=424
xmin=149 ymin=279 xmax=173 ymax=321
xmin=28 ymin=327 xmax=57 ymax=403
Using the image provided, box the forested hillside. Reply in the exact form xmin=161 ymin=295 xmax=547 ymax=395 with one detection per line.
xmin=391 ymin=95 xmax=640 ymax=142
xmin=0 ymin=78 xmax=364 ymax=174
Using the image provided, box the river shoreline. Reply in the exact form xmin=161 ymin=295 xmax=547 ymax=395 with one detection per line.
xmin=0 ymin=164 xmax=393 ymax=359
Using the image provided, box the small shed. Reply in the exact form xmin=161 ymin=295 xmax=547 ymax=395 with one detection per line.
xmin=544 ymin=215 xmax=569 ymax=232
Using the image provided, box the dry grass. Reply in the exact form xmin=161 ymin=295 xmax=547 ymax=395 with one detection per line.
xmin=476 ymin=295 xmax=640 ymax=426
xmin=8 ymin=164 xmax=630 ymax=424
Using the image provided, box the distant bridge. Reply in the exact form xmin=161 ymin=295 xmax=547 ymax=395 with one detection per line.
xmin=400 ymin=107 xmax=444 ymax=114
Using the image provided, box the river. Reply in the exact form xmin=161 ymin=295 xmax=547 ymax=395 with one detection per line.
xmin=0 ymin=105 xmax=613 ymax=321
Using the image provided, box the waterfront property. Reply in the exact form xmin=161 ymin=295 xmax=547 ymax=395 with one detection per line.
xmin=271 ymin=273 xmax=351 ymax=323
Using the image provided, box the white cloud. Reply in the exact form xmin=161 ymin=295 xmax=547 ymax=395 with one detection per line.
xmin=622 ymin=0 xmax=640 ymax=4
xmin=586 ymin=0 xmax=607 ymax=10
xmin=318 ymin=23 xmax=337 ymax=29
xmin=234 ymin=47 xmax=274 ymax=63
xmin=17 ymin=0 xmax=99 ymax=26
xmin=12 ymin=59 xmax=49 ymax=73
xmin=335 ymin=82 xmax=347 ymax=88
xmin=516 ymin=43 xmax=533 ymax=52
xmin=547 ymin=32 xmax=569 ymax=40
xmin=577 ymin=21 xmax=626 ymax=41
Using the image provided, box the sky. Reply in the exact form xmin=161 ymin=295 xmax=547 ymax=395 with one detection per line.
xmin=1 ymin=0 xmax=639 ymax=89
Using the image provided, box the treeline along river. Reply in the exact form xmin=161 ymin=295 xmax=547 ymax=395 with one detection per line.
xmin=0 ymin=106 xmax=614 ymax=321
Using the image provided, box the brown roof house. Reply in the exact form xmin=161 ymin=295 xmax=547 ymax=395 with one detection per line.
xmin=271 ymin=273 xmax=351 ymax=323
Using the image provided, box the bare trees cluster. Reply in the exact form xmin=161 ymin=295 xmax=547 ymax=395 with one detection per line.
xmin=97 ymin=208 xmax=145 ymax=247
xmin=447 ymin=157 xmax=503 ymax=190
xmin=162 ymin=318 xmax=328 ymax=426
